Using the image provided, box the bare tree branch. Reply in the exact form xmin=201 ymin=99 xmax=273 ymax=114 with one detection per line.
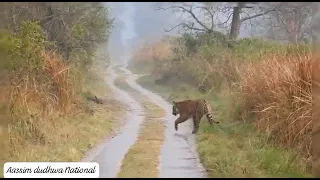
xmin=10 ymin=6 xmax=18 ymax=33
xmin=270 ymin=3 xmax=312 ymax=43
xmin=202 ymin=6 xmax=215 ymax=30
xmin=156 ymin=5 xmax=213 ymax=33
xmin=164 ymin=22 xmax=207 ymax=33
xmin=157 ymin=2 xmax=300 ymax=40
xmin=240 ymin=8 xmax=276 ymax=22
xmin=217 ymin=11 xmax=233 ymax=26
xmin=39 ymin=6 xmax=54 ymax=25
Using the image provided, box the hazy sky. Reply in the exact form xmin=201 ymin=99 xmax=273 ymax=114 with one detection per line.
xmin=118 ymin=2 xmax=136 ymax=48
xmin=114 ymin=2 xmax=136 ymax=64
xmin=106 ymin=2 xmax=181 ymax=64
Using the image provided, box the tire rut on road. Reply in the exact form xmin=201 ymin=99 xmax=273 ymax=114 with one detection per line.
xmin=81 ymin=65 xmax=145 ymax=178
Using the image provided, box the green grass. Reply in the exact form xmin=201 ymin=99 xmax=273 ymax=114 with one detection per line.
xmin=197 ymin=122 xmax=310 ymax=177
xmin=134 ymin=73 xmax=311 ymax=178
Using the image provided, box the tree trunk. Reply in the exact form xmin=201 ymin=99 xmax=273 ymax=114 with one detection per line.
xmin=229 ymin=2 xmax=245 ymax=40
xmin=10 ymin=6 xmax=18 ymax=33
xmin=312 ymin=3 xmax=320 ymax=52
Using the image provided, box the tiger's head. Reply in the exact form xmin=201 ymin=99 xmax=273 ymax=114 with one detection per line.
xmin=172 ymin=101 xmax=179 ymax=116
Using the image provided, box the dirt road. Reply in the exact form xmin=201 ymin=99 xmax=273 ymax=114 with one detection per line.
xmin=82 ymin=65 xmax=207 ymax=178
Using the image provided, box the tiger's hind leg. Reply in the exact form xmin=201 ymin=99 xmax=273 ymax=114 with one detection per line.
xmin=192 ymin=114 xmax=202 ymax=134
xmin=175 ymin=115 xmax=189 ymax=131
xmin=192 ymin=115 xmax=197 ymax=134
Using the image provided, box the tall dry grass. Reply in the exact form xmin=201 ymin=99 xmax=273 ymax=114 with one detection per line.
xmin=312 ymin=56 xmax=320 ymax=177
xmin=240 ymin=51 xmax=312 ymax=158
xmin=43 ymin=51 xmax=74 ymax=113
xmin=8 ymin=50 xmax=75 ymax=159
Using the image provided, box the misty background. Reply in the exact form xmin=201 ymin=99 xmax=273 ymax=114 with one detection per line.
xmin=105 ymin=2 xmax=315 ymax=64
xmin=105 ymin=2 xmax=180 ymax=65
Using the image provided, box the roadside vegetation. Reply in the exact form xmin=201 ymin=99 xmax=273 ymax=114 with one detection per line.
xmin=0 ymin=2 xmax=124 ymax=176
xmin=129 ymin=2 xmax=313 ymax=177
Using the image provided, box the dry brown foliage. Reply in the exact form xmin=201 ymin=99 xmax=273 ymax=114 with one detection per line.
xmin=312 ymin=55 xmax=320 ymax=177
xmin=43 ymin=51 xmax=73 ymax=113
xmin=241 ymin=52 xmax=312 ymax=158
xmin=8 ymin=51 xmax=75 ymax=158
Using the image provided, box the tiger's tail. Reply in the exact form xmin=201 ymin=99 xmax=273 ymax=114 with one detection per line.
xmin=204 ymin=100 xmax=220 ymax=124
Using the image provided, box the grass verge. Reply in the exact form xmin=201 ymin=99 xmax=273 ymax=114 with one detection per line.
xmin=135 ymin=74 xmax=311 ymax=178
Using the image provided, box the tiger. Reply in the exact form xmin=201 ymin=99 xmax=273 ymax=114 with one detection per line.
xmin=172 ymin=99 xmax=220 ymax=134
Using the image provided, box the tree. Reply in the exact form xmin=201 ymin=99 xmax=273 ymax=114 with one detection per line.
xmin=229 ymin=2 xmax=245 ymax=39
xmin=228 ymin=2 xmax=276 ymax=39
xmin=0 ymin=2 xmax=114 ymax=63
xmin=157 ymin=2 xmax=276 ymax=39
xmin=265 ymin=3 xmax=313 ymax=44
xmin=156 ymin=4 xmax=216 ymax=34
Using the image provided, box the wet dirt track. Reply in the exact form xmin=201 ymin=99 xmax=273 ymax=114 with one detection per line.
xmin=82 ymin=65 xmax=207 ymax=178
xmin=120 ymin=66 xmax=207 ymax=178
xmin=81 ymin=65 xmax=145 ymax=178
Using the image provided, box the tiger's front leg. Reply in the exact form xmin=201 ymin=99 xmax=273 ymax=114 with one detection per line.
xmin=174 ymin=115 xmax=189 ymax=131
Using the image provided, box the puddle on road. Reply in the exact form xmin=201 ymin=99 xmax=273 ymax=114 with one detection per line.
xmin=120 ymin=66 xmax=207 ymax=178
xmin=81 ymin=65 xmax=145 ymax=178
